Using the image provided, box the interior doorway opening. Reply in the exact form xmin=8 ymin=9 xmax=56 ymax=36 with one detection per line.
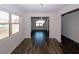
xmin=31 ymin=17 xmax=49 ymax=47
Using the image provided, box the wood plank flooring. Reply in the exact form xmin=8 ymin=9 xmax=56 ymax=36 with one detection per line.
xmin=11 ymin=38 xmax=63 ymax=54
xmin=61 ymin=35 xmax=79 ymax=54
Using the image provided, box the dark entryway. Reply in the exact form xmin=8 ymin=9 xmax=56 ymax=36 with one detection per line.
xmin=31 ymin=17 xmax=49 ymax=47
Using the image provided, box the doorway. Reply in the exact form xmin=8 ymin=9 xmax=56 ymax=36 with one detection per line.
xmin=61 ymin=9 xmax=79 ymax=53
xmin=31 ymin=17 xmax=49 ymax=47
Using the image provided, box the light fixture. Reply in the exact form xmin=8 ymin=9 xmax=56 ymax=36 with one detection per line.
xmin=36 ymin=17 xmax=45 ymax=27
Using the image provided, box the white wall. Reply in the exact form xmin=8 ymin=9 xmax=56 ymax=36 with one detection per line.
xmin=59 ymin=4 xmax=79 ymax=14
xmin=24 ymin=13 xmax=61 ymax=42
xmin=59 ymin=4 xmax=79 ymax=43
xmin=0 ymin=5 xmax=24 ymax=54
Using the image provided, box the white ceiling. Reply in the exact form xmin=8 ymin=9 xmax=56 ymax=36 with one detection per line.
xmin=15 ymin=4 xmax=68 ymax=13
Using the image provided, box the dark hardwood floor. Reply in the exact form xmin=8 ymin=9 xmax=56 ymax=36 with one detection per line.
xmin=61 ymin=35 xmax=79 ymax=54
xmin=11 ymin=36 xmax=79 ymax=54
xmin=11 ymin=38 xmax=63 ymax=54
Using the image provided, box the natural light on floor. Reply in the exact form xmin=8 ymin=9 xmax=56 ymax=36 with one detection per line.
xmin=34 ymin=31 xmax=45 ymax=47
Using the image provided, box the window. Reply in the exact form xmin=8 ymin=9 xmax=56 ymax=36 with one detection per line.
xmin=36 ymin=20 xmax=45 ymax=27
xmin=11 ymin=14 xmax=19 ymax=34
xmin=0 ymin=11 xmax=9 ymax=39
xmin=0 ymin=10 xmax=20 ymax=40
